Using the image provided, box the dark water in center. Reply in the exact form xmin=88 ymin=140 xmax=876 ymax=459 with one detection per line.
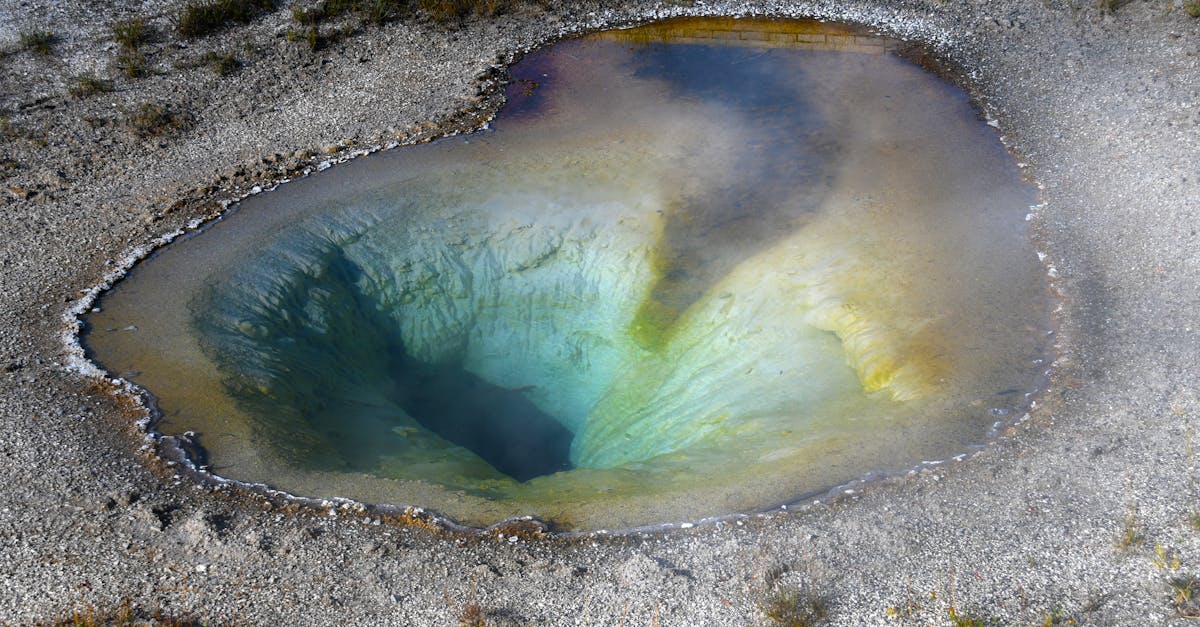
xmin=391 ymin=354 xmax=574 ymax=482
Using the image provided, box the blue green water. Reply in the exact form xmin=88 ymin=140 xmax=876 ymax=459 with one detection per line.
xmin=84 ymin=18 xmax=1050 ymax=530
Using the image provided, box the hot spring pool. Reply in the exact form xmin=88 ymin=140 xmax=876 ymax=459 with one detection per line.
xmin=83 ymin=17 xmax=1052 ymax=531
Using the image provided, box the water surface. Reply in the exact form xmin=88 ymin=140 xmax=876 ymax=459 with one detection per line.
xmin=85 ymin=18 xmax=1050 ymax=530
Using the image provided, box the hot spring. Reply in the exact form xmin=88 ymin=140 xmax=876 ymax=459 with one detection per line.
xmin=83 ymin=18 xmax=1051 ymax=531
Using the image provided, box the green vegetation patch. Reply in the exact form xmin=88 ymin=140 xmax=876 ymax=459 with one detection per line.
xmin=125 ymin=102 xmax=190 ymax=138
xmin=291 ymin=0 xmax=508 ymax=33
xmin=763 ymin=588 xmax=829 ymax=627
xmin=70 ymin=73 xmax=112 ymax=99
xmin=294 ymin=0 xmax=405 ymax=24
xmin=112 ymin=18 xmax=149 ymax=50
xmin=1114 ymin=509 xmax=1144 ymax=550
xmin=19 ymin=30 xmax=55 ymax=56
xmin=418 ymin=0 xmax=509 ymax=21
xmin=200 ymin=51 xmax=240 ymax=75
xmin=116 ymin=50 xmax=147 ymax=78
xmin=177 ymin=0 xmax=275 ymax=38
xmin=1171 ymin=574 xmax=1200 ymax=618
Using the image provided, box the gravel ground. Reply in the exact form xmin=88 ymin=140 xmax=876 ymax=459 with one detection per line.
xmin=1 ymin=0 xmax=1198 ymax=624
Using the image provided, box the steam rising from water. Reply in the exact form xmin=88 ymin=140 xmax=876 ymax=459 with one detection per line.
xmin=85 ymin=18 xmax=1049 ymax=530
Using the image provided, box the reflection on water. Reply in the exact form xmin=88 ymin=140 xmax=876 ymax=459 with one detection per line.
xmin=84 ymin=18 xmax=1050 ymax=530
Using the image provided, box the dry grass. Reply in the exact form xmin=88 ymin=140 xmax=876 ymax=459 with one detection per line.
xmin=19 ymin=30 xmax=55 ymax=56
xmin=177 ymin=0 xmax=275 ymax=38
xmin=1171 ymin=575 xmax=1200 ymax=618
xmin=416 ymin=0 xmax=509 ymax=22
xmin=291 ymin=0 xmax=406 ymax=36
xmin=1114 ymin=510 xmax=1144 ymax=551
xmin=200 ymin=51 xmax=240 ymax=75
xmin=763 ymin=587 xmax=828 ymax=626
xmin=47 ymin=599 xmax=204 ymax=627
xmin=125 ymin=102 xmax=189 ymax=138
xmin=456 ymin=578 xmax=493 ymax=627
xmin=419 ymin=0 xmax=471 ymax=21
xmin=112 ymin=18 xmax=148 ymax=50
xmin=115 ymin=50 xmax=147 ymax=78
xmin=458 ymin=601 xmax=489 ymax=627
xmin=70 ymin=73 xmax=112 ymax=99
xmin=947 ymin=607 xmax=991 ymax=627
xmin=286 ymin=0 xmax=510 ymax=44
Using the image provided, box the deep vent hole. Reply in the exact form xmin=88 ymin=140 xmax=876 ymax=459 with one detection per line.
xmin=390 ymin=354 xmax=574 ymax=482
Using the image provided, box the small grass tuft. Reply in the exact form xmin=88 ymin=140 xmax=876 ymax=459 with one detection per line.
xmin=287 ymin=23 xmax=354 ymax=52
xmin=70 ymin=73 xmax=112 ymax=98
xmin=0 ymin=116 xmax=44 ymax=146
xmin=473 ymin=0 xmax=508 ymax=17
xmin=309 ymin=0 xmax=363 ymax=22
xmin=112 ymin=18 xmax=149 ymax=50
xmin=292 ymin=0 xmax=410 ymax=32
xmin=51 ymin=599 xmax=204 ymax=626
xmin=200 ymin=51 xmax=240 ymax=75
xmin=1174 ymin=575 xmax=1198 ymax=603
xmin=1115 ymin=510 xmax=1144 ymax=550
xmin=177 ymin=0 xmax=275 ymax=39
xmin=1040 ymin=606 xmax=1076 ymax=626
xmin=458 ymin=601 xmax=488 ymax=627
xmin=947 ymin=607 xmax=991 ymax=627
xmin=364 ymin=0 xmax=408 ymax=24
xmin=1153 ymin=544 xmax=1183 ymax=571
xmin=286 ymin=26 xmax=323 ymax=51
xmin=0 ymin=117 xmax=16 ymax=141
xmin=125 ymin=102 xmax=189 ymax=138
xmin=763 ymin=587 xmax=828 ymax=627
xmin=419 ymin=0 xmax=471 ymax=22
xmin=413 ymin=0 xmax=509 ymax=23
xmin=1187 ymin=1 xmax=1200 ymax=18
xmin=456 ymin=578 xmax=493 ymax=627
xmin=116 ymin=49 xmax=147 ymax=78
xmin=19 ymin=30 xmax=56 ymax=56
xmin=1170 ymin=575 xmax=1200 ymax=618
xmin=292 ymin=6 xmax=321 ymax=27
xmin=287 ymin=0 xmax=506 ymax=40
xmin=53 ymin=602 xmax=133 ymax=626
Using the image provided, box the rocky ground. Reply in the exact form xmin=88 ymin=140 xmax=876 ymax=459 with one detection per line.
xmin=1 ymin=0 xmax=1199 ymax=624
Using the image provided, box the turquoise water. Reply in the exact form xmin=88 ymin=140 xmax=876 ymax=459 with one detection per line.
xmin=85 ymin=18 xmax=1050 ymax=530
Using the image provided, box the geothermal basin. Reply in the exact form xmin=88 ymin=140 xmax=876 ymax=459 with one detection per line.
xmin=83 ymin=18 xmax=1051 ymax=531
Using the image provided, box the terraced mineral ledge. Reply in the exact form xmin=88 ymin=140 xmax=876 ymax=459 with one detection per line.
xmin=84 ymin=18 xmax=1050 ymax=531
